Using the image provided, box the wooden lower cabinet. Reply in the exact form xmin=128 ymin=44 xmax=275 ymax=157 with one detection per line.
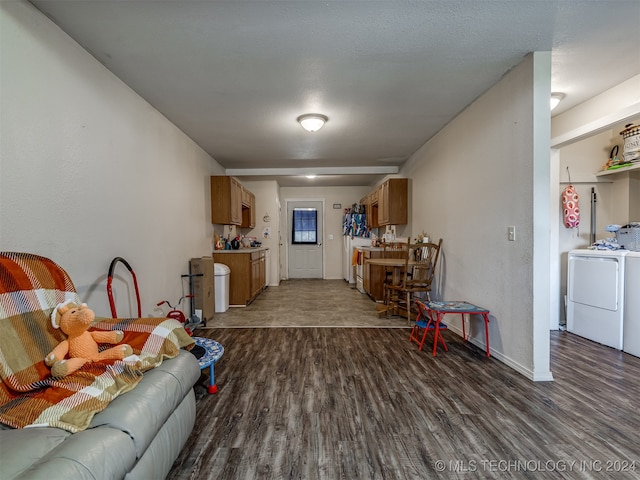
xmin=250 ymin=251 xmax=265 ymax=298
xmin=362 ymin=249 xmax=386 ymax=302
xmin=213 ymin=249 xmax=267 ymax=306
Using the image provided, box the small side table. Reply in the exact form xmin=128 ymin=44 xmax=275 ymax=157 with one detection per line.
xmin=425 ymin=301 xmax=491 ymax=357
xmin=193 ymin=337 xmax=224 ymax=394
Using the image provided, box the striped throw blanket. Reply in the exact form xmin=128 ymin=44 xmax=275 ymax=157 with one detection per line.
xmin=0 ymin=252 xmax=194 ymax=433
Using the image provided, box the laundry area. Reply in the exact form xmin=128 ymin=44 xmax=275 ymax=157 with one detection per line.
xmin=555 ymin=115 xmax=640 ymax=357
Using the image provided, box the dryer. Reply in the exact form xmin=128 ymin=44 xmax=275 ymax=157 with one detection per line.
xmin=567 ymin=249 xmax=628 ymax=349
xmin=623 ymin=251 xmax=640 ymax=357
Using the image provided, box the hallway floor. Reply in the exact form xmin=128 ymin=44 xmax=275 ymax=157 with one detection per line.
xmin=201 ymin=279 xmax=410 ymax=328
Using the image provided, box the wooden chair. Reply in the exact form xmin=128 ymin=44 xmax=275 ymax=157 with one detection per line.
xmin=386 ymin=238 xmax=442 ymax=323
xmin=383 ymin=239 xmax=411 ymax=318
xmin=381 ymin=240 xmax=410 ymax=306
xmin=382 ymin=241 xmax=409 ymax=260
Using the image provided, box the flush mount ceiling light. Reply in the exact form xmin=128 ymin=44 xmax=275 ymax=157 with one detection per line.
xmin=306 ymin=174 xmax=317 ymax=179
xmin=550 ymin=92 xmax=565 ymax=111
xmin=297 ymin=113 xmax=328 ymax=132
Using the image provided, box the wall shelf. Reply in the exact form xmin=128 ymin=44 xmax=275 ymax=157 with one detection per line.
xmin=595 ymin=162 xmax=640 ymax=177
xmin=560 ymin=179 xmax=613 ymax=184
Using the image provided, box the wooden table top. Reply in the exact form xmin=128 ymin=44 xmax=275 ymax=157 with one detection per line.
xmin=364 ymin=258 xmax=417 ymax=267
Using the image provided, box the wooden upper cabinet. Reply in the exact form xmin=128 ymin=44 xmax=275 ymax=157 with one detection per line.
xmin=366 ymin=190 xmax=380 ymax=228
xmin=241 ymin=191 xmax=256 ymax=229
xmin=378 ymin=182 xmax=390 ymax=225
xmin=231 ymin=178 xmax=242 ymax=223
xmin=360 ymin=179 xmax=408 ymax=228
xmin=376 ymin=178 xmax=408 ymax=226
xmin=210 ymin=176 xmax=243 ymax=225
xmin=250 ymin=192 xmax=256 ymax=227
xmin=241 ymin=186 xmax=251 ymax=207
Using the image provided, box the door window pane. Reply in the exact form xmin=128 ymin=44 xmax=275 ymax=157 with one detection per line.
xmin=292 ymin=208 xmax=317 ymax=244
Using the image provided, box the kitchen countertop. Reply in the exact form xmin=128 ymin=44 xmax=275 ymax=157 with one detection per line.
xmin=213 ymin=247 xmax=269 ymax=254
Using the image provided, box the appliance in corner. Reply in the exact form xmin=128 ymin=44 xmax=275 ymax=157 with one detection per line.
xmin=355 ymin=258 xmax=365 ymax=293
xmin=566 ymin=249 xmax=628 ymax=349
xmin=342 ymin=212 xmax=370 ymax=285
xmin=623 ymin=251 xmax=640 ymax=357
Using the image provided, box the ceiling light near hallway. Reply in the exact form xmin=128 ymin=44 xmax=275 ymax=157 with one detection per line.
xmin=550 ymin=92 xmax=565 ymax=111
xmin=297 ymin=114 xmax=328 ymax=132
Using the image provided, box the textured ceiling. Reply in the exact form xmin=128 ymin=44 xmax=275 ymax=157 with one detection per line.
xmin=31 ymin=0 xmax=640 ymax=187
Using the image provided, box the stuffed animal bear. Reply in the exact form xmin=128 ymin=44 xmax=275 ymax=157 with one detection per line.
xmin=45 ymin=300 xmax=133 ymax=377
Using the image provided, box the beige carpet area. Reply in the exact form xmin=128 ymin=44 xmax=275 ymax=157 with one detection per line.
xmin=199 ymin=279 xmax=412 ymax=328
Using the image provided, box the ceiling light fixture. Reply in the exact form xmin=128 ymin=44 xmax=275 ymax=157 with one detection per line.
xmin=297 ymin=113 xmax=328 ymax=132
xmin=550 ymin=92 xmax=565 ymax=111
xmin=306 ymin=174 xmax=316 ymax=179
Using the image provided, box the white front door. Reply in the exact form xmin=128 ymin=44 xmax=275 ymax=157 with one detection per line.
xmin=287 ymin=200 xmax=323 ymax=279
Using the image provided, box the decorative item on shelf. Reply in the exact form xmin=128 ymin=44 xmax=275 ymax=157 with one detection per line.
xmin=415 ymin=231 xmax=431 ymax=243
xmin=602 ymin=145 xmax=621 ymax=170
xmin=620 ymin=123 xmax=640 ymax=164
xmin=603 ymin=144 xmax=633 ymax=171
xmin=263 ymin=213 xmax=271 ymax=223
xmin=241 ymin=236 xmax=252 ymax=248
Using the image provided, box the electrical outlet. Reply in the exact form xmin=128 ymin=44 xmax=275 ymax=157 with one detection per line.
xmin=508 ymin=226 xmax=516 ymax=241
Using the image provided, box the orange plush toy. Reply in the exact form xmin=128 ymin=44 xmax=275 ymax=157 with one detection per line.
xmin=45 ymin=300 xmax=133 ymax=377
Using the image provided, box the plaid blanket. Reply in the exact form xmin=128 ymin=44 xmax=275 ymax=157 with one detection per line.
xmin=0 ymin=252 xmax=194 ymax=433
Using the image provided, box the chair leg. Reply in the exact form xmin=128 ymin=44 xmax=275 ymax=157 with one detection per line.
xmin=386 ymin=286 xmax=395 ymax=319
xmin=418 ymin=322 xmax=430 ymax=351
xmin=385 ymin=285 xmax=391 ymax=318
xmin=438 ymin=330 xmax=449 ymax=352
xmin=406 ymin=292 xmax=412 ymax=325
xmin=409 ymin=324 xmax=419 ymax=343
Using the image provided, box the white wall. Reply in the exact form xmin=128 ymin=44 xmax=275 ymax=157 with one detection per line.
xmin=0 ymin=1 xmax=224 ymax=318
xmin=401 ymin=53 xmax=553 ymax=381
xmin=239 ymin=180 xmax=281 ymax=286
xmin=280 ymin=186 xmax=370 ymax=280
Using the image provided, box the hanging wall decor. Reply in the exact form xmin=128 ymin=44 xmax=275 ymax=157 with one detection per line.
xmin=562 ymin=167 xmax=580 ymax=229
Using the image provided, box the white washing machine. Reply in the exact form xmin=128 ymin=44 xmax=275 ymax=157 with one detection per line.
xmin=623 ymin=251 xmax=640 ymax=357
xmin=567 ymin=249 xmax=628 ymax=349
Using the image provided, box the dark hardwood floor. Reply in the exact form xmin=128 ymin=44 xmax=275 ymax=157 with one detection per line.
xmin=168 ymin=282 xmax=640 ymax=480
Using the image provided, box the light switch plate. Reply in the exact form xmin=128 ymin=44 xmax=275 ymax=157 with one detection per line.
xmin=508 ymin=226 xmax=516 ymax=241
